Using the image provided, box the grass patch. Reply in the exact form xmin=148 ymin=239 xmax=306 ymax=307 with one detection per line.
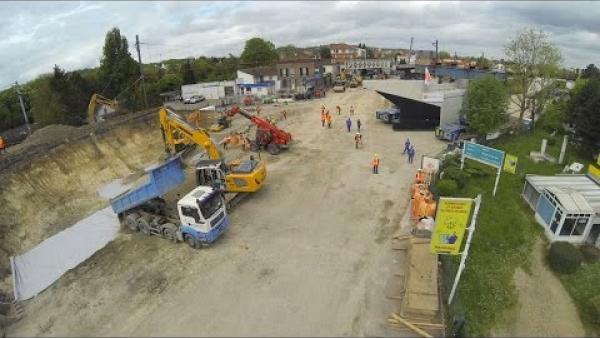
xmin=559 ymin=262 xmax=600 ymax=335
xmin=441 ymin=130 xmax=591 ymax=336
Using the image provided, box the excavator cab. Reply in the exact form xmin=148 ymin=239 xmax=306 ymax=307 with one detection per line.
xmin=196 ymin=161 xmax=227 ymax=192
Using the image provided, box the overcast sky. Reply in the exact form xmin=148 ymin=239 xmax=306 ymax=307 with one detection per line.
xmin=1 ymin=1 xmax=599 ymax=89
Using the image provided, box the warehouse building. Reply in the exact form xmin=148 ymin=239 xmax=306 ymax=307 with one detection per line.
xmin=522 ymin=174 xmax=600 ymax=248
xmin=181 ymin=80 xmax=238 ymax=101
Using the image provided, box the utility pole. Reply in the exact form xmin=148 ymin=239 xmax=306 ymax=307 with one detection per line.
xmin=14 ymin=81 xmax=32 ymax=136
xmin=432 ymin=39 xmax=439 ymax=63
xmin=408 ymin=37 xmax=414 ymax=64
xmin=135 ymin=34 xmax=148 ymax=109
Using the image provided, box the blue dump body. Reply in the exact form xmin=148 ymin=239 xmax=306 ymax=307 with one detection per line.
xmin=110 ymin=156 xmax=186 ymax=215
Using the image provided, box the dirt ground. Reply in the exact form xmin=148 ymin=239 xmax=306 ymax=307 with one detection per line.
xmin=492 ymin=237 xmax=586 ymax=337
xmin=6 ymin=88 xmax=446 ymax=336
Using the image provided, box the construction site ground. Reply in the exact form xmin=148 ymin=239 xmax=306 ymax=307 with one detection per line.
xmin=4 ymin=88 xmax=447 ymax=336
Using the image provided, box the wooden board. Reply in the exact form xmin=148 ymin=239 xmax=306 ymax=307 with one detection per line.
xmin=400 ymin=238 xmax=440 ymax=319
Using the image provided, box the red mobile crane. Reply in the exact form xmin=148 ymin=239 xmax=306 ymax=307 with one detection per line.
xmin=227 ymin=105 xmax=292 ymax=155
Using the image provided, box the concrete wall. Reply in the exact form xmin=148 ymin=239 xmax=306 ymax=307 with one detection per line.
xmin=440 ymin=90 xmax=466 ymax=127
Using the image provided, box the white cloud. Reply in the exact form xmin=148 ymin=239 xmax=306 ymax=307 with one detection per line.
xmin=0 ymin=1 xmax=598 ymax=88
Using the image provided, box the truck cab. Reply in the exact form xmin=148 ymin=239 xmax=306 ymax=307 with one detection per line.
xmin=375 ymin=106 xmax=401 ymax=124
xmin=177 ymin=186 xmax=229 ymax=248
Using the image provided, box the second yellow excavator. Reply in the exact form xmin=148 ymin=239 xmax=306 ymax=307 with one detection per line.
xmin=158 ymin=106 xmax=266 ymax=196
xmin=88 ymin=93 xmax=120 ymax=123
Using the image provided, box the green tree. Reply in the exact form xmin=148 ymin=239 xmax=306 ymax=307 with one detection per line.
xmin=319 ymin=45 xmax=331 ymax=59
xmin=276 ymin=44 xmax=297 ymax=59
xmin=194 ymin=57 xmax=215 ymax=81
xmin=567 ymin=75 xmax=600 ymax=155
xmin=181 ymin=59 xmax=196 ymax=85
xmin=98 ymin=27 xmax=138 ymax=107
xmin=463 ymin=76 xmax=509 ymax=138
xmin=240 ymin=37 xmax=278 ymax=66
xmin=504 ymin=28 xmax=562 ymax=127
xmin=0 ymin=88 xmax=27 ymax=131
xmin=438 ymin=50 xmax=451 ymax=59
xmin=29 ymin=65 xmax=92 ymax=126
xmin=582 ymin=64 xmax=600 ymax=79
xmin=30 ymin=77 xmax=67 ymax=126
xmin=538 ymin=99 xmax=566 ymax=133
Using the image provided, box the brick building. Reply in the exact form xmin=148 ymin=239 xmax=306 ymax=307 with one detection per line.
xmin=329 ymin=43 xmax=366 ymax=63
xmin=277 ymin=58 xmax=329 ymax=94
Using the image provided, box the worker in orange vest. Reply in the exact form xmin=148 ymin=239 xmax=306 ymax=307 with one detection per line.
xmin=415 ymin=169 xmax=425 ymax=184
xmin=336 ymin=105 xmax=341 ymax=115
xmin=320 ymin=110 xmax=326 ymax=127
xmin=325 ymin=111 xmax=332 ymax=128
xmin=372 ymin=154 xmax=380 ymax=174
xmin=0 ymin=135 xmax=5 ymax=154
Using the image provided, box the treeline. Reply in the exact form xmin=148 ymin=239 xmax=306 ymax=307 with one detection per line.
xmin=0 ymin=27 xmax=240 ymax=132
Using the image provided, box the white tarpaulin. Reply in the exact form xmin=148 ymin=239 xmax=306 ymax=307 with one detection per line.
xmin=10 ymin=207 xmax=120 ymax=301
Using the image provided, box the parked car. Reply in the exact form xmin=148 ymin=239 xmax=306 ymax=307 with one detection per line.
xmin=333 ymin=81 xmax=345 ymax=93
xmin=184 ymin=95 xmax=206 ymax=104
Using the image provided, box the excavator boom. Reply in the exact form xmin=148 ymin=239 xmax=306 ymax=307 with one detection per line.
xmin=159 ymin=107 xmax=222 ymax=159
xmin=158 ymin=106 xmax=266 ymax=194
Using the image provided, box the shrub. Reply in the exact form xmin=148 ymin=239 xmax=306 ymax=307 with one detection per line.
xmin=590 ymin=294 xmax=600 ymax=325
xmin=548 ymin=241 xmax=583 ymax=274
xmin=436 ymin=179 xmax=458 ymax=196
xmin=465 ymin=167 xmax=489 ymax=178
xmin=444 ymin=167 xmax=471 ymax=188
xmin=580 ymin=244 xmax=600 ymax=263
xmin=443 ymin=154 xmax=461 ymax=169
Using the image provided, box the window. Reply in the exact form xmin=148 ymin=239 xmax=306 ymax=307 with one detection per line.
xmin=550 ymin=209 xmax=562 ymax=234
xmin=279 ymin=68 xmax=284 ymax=77
xmin=181 ymin=206 xmax=202 ymax=223
xmin=299 ymin=67 xmax=304 ymax=76
xmin=573 ymin=217 xmax=588 ymax=235
xmin=560 ymin=218 xmax=576 ymax=236
xmin=197 ymin=194 xmax=223 ymax=219
xmin=285 ymin=68 xmax=290 ymax=76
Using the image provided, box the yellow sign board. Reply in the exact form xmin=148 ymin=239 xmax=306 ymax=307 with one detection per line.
xmin=589 ymin=163 xmax=600 ymax=179
xmin=503 ymin=154 xmax=518 ymax=174
xmin=431 ymin=198 xmax=473 ymax=255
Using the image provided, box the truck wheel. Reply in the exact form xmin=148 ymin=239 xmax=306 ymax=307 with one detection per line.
xmin=267 ymin=143 xmax=280 ymax=155
xmin=161 ymin=223 xmax=178 ymax=242
xmin=184 ymin=235 xmax=199 ymax=249
xmin=137 ymin=217 xmax=151 ymax=235
xmin=124 ymin=213 xmax=140 ymax=232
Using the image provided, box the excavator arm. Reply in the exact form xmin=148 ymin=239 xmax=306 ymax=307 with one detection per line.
xmin=158 ymin=107 xmax=222 ymax=160
xmin=88 ymin=93 xmax=119 ymax=123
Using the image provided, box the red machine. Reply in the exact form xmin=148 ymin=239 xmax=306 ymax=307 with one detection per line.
xmin=228 ymin=105 xmax=292 ymax=155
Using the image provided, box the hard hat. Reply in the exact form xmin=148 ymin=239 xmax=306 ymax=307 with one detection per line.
xmin=374 ymin=154 xmax=378 ymax=157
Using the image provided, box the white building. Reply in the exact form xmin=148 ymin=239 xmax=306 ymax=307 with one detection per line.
xmin=236 ymin=67 xmax=280 ymax=97
xmin=522 ymin=174 xmax=600 ymax=248
xmin=181 ymin=81 xmax=239 ymax=101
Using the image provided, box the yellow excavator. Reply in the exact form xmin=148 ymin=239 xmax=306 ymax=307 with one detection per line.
xmin=88 ymin=94 xmax=120 ymax=123
xmin=158 ymin=106 xmax=266 ymax=196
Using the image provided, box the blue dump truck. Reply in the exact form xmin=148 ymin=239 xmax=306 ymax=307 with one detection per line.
xmin=110 ymin=156 xmax=229 ymax=249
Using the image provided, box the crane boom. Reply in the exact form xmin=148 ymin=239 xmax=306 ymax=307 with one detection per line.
xmin=227 ymin=105 xmax=292 ymax=154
